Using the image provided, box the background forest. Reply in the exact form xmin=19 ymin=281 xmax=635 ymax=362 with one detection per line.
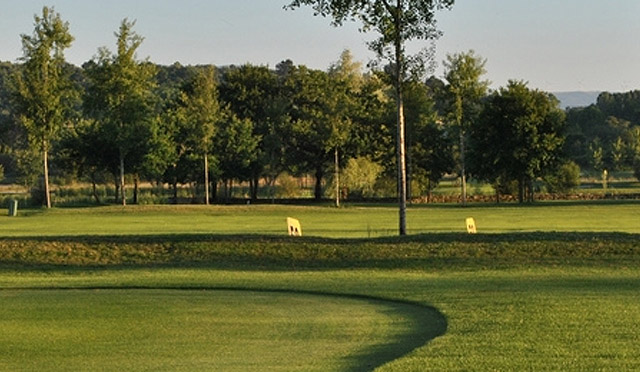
xmin=1 ymin=9 xmax=640 ymax=207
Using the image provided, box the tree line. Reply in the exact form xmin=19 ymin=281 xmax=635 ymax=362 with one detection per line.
xmin=2 ymin=7 xmax=640 ymax=208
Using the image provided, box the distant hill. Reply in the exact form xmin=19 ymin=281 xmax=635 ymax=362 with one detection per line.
xmin=552 ymin=91 xmax=601 ymax=109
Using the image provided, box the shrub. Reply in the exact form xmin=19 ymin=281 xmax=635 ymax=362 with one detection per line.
xmin=544 ymin=161 xmax=581 ymax=193
xmin=276 ymin=173 xmax=302 ymax=198
xmin=341 ymin=157 xmax=384 ymax=198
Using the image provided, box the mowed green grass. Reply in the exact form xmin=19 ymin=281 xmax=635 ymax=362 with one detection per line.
xmin=1 ymin=267 xmax=639 ymax=371
xmin=0 ymin=288 xmax=440 ymax=372
xmin=1 ymin=201 xmax=639 ymax=237
xmin=1 ymin=202 xmax=640 ymax=371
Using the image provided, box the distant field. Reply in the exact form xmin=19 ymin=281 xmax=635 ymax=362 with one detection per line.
xmin=1 ymin=201 xmax=639 ymax=238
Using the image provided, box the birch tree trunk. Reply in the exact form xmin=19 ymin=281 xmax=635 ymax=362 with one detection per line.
xmin=119 ymin=150 xmax=126 ymax=206
xmin=204 ymin=152 xmax=210 ymax=205
xmin=43 ymin=138 xmax=52 ymax=208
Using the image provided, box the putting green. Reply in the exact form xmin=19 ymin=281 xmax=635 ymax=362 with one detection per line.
xmin=0 ymin=288 xmax=446 ymax=371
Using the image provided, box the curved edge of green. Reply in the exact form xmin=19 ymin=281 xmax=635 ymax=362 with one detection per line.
xmin=0 ymin=285 xmax=448 ymax=371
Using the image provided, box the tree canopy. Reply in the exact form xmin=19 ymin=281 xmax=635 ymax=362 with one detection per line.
xmin=12 ymin=6 xmax=75 ymax=207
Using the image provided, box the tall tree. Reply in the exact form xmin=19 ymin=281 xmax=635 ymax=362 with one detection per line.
xmin=84 ymin=19 xmax=157 ymax=205
xmin=404 ymin=80 xmax=454 ymax=200
xmin=214 ymin=112 xmax=259 ymax=200
xmin=328 ymin=50 xmax=362 ymax=206
xmin=219 ymin=64 xmax=288 ymax=201
xmin=287 ymin=0 xmax=455 ymax=234
xmin=13 ymin=7 xmax=75 ymax=208
xmin=443 ymin=50 xmax=489 ymax=205
xmin=471 ymin=81 xmax=566 ymax=203
xmin=284 ymin=65 xmax=352 ymax=201
xmin=176 ymin=66 xmax=219 ymax=204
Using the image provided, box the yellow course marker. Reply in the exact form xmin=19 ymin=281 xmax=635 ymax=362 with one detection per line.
xmin=465 ymin=217 xmax=477 ymax=234
xmin=287 ymin=217 xmax=302 ymax=236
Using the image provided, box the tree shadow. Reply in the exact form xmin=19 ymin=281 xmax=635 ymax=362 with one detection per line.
xmin=341 ymin=296 xmax=447 ymax=371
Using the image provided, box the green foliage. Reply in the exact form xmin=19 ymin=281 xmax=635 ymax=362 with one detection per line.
xmin=286 ymin=0 xmax=455 ymax=76
xmin=275 ymin=172 xmax=302 ymax=198
xmin=544 ymin=160 xmax=581 ymax=193
xmin=284 ymin=65 xmax=354 ymax=200
xmin=83 ymin=19 xmax=159 ymax=204
xmin=214 ymin=113 xmax=259 ymax=185
xmin=403 ymin=81 xmax=454 ymax=194
xmin=565 ymin=92 xmax=640 ymax=172
xmin=12 ymin=6 xmax=76 ymax=207
xmin=341 ymin=157 xmax=383 ymax=198
xmin=633 ymin=157 xmax=640 ymax=181
xmin=472 ymin=80 xmax=566 ymax=202
xmin=443 ymin=50 xmax=490 ymax=131
xmin=219 ymin=64 xmax=290 ymax=199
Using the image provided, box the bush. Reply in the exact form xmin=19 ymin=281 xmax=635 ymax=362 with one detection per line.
xmin=341 ymin=157 xmax=383 ymax=198
xmin=275 ymin=173 xmax=302 ymax=198
xmin=634 ymin=158 xmax=640 ymax=182
xmin=544 ymin=161 xmax=581 ymax=193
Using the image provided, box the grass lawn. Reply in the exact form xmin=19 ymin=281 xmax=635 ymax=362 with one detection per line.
xmin=1 ymin=200 xmax=639 ymax=237
xmin=1 ymin=202 xmax=639 ymax=371
xmin=0 ymin=288 xmax=442 ymax=372
xmin=1 ymin=266 xmax=638 ymax=371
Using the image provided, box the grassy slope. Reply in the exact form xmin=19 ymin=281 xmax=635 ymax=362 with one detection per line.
xmin=1 ymin=202 xmax=639 ymax=371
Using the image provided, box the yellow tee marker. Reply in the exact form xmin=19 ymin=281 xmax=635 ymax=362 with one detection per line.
xmin=287 ymin=217 xmax=302 ymax=236
xmin=465 ymin=217 xmax=477 ymax=234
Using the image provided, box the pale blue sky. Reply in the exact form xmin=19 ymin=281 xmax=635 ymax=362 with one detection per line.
xmin=1 ymin=0 xmax=639 ymax=92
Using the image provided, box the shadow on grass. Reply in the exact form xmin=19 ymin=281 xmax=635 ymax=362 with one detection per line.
xmin=1 ymin=232 xmax=639 ymax=272
xmin=1 ymin=285 xmax=447 ymax=372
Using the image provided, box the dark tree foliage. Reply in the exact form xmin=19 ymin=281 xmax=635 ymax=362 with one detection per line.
xmin=471 ymin=81 xmax=566 ymax=203
xmin=219 ymin=64 xmax=289 ymax=201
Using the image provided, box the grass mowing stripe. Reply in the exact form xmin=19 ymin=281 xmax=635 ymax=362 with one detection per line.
xmin=1 ymin=202 xmax=639 ymax=237
xmin=0 ymin=287 xmax=445 ymax=372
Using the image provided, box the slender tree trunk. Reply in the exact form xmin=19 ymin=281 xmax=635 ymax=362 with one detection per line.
xmin=406 ymin=131 xmax=412 ymax=202
xmin=211 ymin=179 xmax=218 ymax=202
xmin=133 ymin=174 xmax=139 ymax=204
xmin=172 ymin=175 xmax=178 ymax=204
xmin=460 ymin=131 xmax=467 ymax=206
xmin=119 ymin=150 xmax=126 ymax=206
xmin=397 ymin=92 xmax=408 ymax=235
xmin=251 ymin=175 xmax=259 ymax=202
xmin=114 ymin=173 xmax=119 ymax=204
xmin=518 ymin=177 xmax=525 ymax=204
xmin=314 ymin=167 xmax=324 ymax=201
xmin=91 ymin=173 xmax=101 ymax=204
xmin=394 ymin=0 xmax=407 ymax=235
xmin=42 ymin=139 xmax=52 ymax=208
xmin=334 ymin=147 xmax=340 ymax=207
xmin=204 ymin=152 xmax=210 ymax=205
